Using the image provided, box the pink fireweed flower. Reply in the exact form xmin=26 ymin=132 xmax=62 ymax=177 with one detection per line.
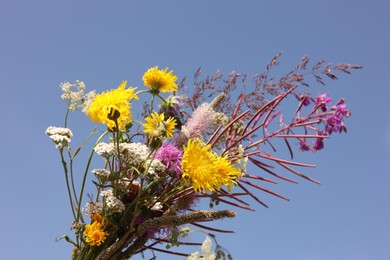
xmin=325 ymin=103 xmax=350 ymax=134
xmin=315 ymin=93 xmax=332 ymax=112
xmin=155 ymin=143 xmax=183 ymax=177
xmin=325 ymin=115 xmax=342 ymax=134
xmin=299 ymin=140 xmax=311 ymax=152
xmin=313 ymin=130 xmax=326 ymax=151
xmin=300 ymin=94 xmax=311 ymax=106
xmin=335 ymin=104 xmax=349 ymax=117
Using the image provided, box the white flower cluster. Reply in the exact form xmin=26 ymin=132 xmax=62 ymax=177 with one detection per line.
xmin=94 ymin=142 xmax=150 ymax=166
xmin=45 ymin=126 xmax=73 ymax=149
xmin=82 ymin=201 xmax=103 ymax=215
xmin=81 ymin=90 xmax=96 ymax=114
xmin=145 ymin=159 xmax=166 ymax=176
xmin=101 ymin=188 xmax=125 ymax=213
xmin=187 ymin=236 xmax=216 ymax=260
xmin=92 ymin=168 xmax=110 ymax=178
xmin=117 ymin=179 xmax=140 ymax=192
xmin=235 ymin=144 xmax=248 ymax=174
xmin=60 ymin=80 xmax=97 ymax=112
xmin=119 ymin=143 xmax=150 ymax=165
xmin=94 ymin=142 xmax=116 ymax=156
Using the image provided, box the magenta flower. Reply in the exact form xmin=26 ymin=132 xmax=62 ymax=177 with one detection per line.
xmin=315 ymin=93 xmax=332 ymax=112
xmin=155 ymin=143 xmax=183 ymax=177
xmin=335 ymin=104 xmax=349 ymax=117
xmin=325 ymin=115 xmax=342 ymax=134
xmin=313 ymin=130 xmax=326 ymax=151
xmin=299 ymin=140 xmax=311 ymax=151
xmin=300 ymin=94 xmax=311 ymax=106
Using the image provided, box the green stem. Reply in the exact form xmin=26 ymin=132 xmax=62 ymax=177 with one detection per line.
xmin=150 ymin=94 xmax=155 ymax=114
xmin=76 ymin=131 xmax=109 ymax=225
xmin=156 ymin=93 xmax=168 ymax=104
xmin=59 ymin=150 xmax=77 ymax=221
xmin=64 ymin=107 xmax=70 ymax=128
xmin=68 ymin=151 xmax=79 ymax=208
xmin=134 ymin=89 xmax=150 ymax=96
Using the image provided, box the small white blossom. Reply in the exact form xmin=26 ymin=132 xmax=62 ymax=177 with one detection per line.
xmin=186 ymin=236 xmax=216 ymax=260
xmin=82 ymin=201 xmax=103 ymax=215
xmin=235 ymin=144 xmax=248 ymax=173
xmin=81 ymin=90 xmax=96 ymax=114
xmin=60 ymin=80 xmax=86 ymax=111
xmin=145 ymin=159 xmax=166 ymax=176
xmin=119 ymin=143 xmax=150 ymax=165
xmin=45 ymin=126 xmax=73 ymax=149
xmin=201 ymin=236 xmax=215 ymax=260
xmin=92 ymin=169 xmax=110 ymax=178
xmin=101 ymin=188 xmax=125 ymax=213
xmin=94 ymin=142 xmax=115 ymax=156
xmin=187 ymin=252 xmax=200 ymax=260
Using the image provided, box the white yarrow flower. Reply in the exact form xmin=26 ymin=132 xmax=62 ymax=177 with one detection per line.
xmin=119 ymin=143 xmax=150 ymax=165
xmin=82 ymin=201 xmax=103 ymax=215
xmin=45 ymin=126 xmax=73 ymax=149
xmin=92 ymin=169 xmax=110 ymax=178
xmin=101 ymin=188 xmax=125 ymax=213
xmin=94 ymin=142 xmax=115 ymax=156
xmin=146 ymin=159 xmax=166 ymax=176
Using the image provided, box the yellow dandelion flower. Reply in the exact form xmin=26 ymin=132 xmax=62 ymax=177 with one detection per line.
xmin=87 ymin=81 xmax=138 ymax=131
xmin=213 ymin=156 xmax=242 ymax=192
xmin=181 ymin=139 xmax=241 ymax=193
xmin=84 ymin=221 xmax=107 ymax=246
xmin=142 ymin=66 xmax=178 ymax=93
xmin=91 ymin=213 xmax=104 ymax=223
xmin=143 ymin=112 xmax=177 ymax=139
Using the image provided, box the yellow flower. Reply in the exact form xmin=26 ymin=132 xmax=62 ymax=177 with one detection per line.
xmin=143 ymin=112 xmax=177 ymax=139
xmin=181 ymin=139 xmax=241 ymax=192
xmin=142 ymin=66 xmax=178 ymax=93
xmin=87 ymin=81 xmax=138 ymax=131
xmin=91 ymin=213 xmax=104 ymax=223
xmin=84 ymin=221 xmax=107 ymax=246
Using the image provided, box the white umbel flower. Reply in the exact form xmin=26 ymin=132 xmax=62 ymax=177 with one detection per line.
xmin=119 ymin=143 xmax=150 ymax=165
xmin=145 ymin=159 xmax=166 ymax=176
xmin=45 ymin=126 xmax=73 ymax=149
xmin=101 ymin=188 xmax=125 ymax=213
xmin=82 ymin=201 xmax=103 ymax=215
xmin=94 ymin=142 xmax=115 ymax=156
xmin=92 ymin=169 xmax=110 ymax=178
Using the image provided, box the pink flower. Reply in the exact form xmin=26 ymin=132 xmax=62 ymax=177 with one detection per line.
xmin=155 ymin=143 xmax=183 ymax=177
xmin=316 ymin=93 xmax=332 ymax=112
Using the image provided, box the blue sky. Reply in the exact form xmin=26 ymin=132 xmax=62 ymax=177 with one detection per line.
xmin=1 ymin=1 xmax=389 ymax=259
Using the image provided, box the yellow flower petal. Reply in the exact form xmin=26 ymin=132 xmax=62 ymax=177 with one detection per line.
xmin=143 ymin=112 xmax=177 ymax=139
xmin=87 ymin=81 xmax=138 ymax=131
xmin=181 ymin=139 xmax=241 ymax=192
xmin=84 ymin=221 xmax=107 ymax=246
xmin=143 ymin=66 xmax=178 ymax=93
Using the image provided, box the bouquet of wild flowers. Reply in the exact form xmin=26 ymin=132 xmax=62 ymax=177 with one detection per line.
xmin=46 ymin=53 xmax=361 ymax=259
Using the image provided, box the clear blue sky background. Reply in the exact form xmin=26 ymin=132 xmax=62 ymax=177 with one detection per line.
xmin=1 ymin=1 xmax=389 ymax=259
